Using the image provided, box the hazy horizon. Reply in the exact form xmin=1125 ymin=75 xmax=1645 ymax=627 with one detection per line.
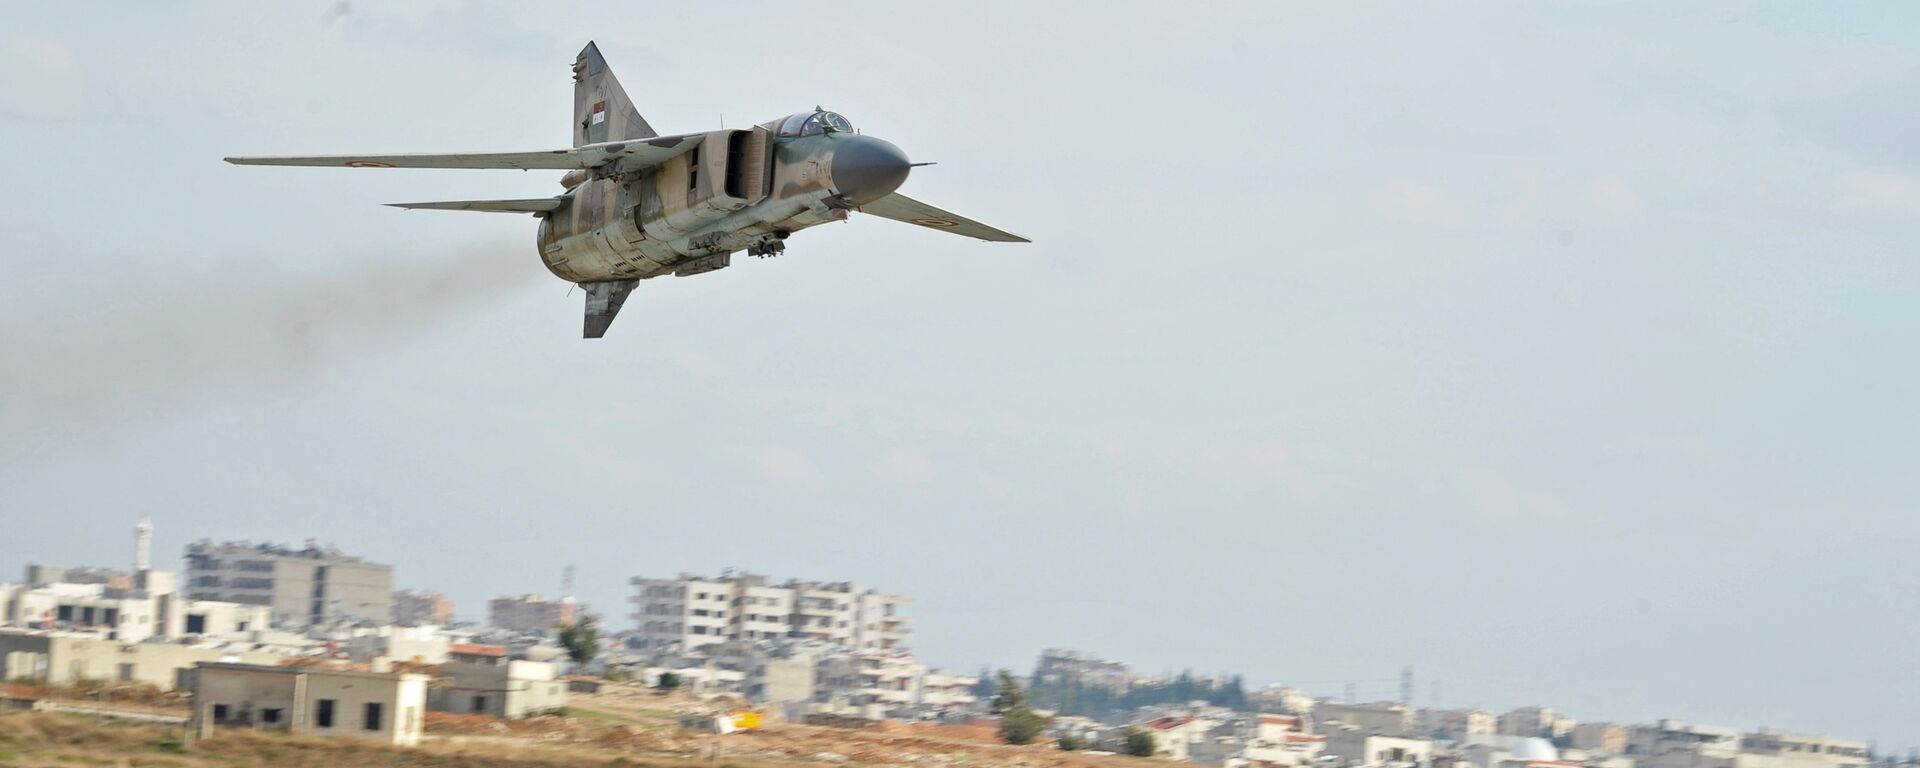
xmin=3 ymin=1 xmax=1915 ymax=750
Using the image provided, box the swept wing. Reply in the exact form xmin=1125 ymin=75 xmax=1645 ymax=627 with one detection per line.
xmin=224 ymin=134 xmax=701 ymax=171
xmin=385 ymin=198 xmax=568 ymax=215
xmin=859 ymin=192 xmax=1030 ymax=243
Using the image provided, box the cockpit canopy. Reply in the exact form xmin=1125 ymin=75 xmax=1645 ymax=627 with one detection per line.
xmin=775 ymin=109 xmax=855 ymax=137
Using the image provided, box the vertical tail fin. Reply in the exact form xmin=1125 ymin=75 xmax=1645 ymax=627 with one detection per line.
xmin=583 ymin=279 xmax=638 ymax=339
xmin=573 ymin=42 xmax=657 ymax=147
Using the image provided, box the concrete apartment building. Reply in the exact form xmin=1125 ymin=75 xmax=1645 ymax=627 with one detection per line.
xmin=1323 ymin=727 xmax=1435 ymax=768
xmin=1424 ymin=708 xmax=1498 ymax=739
xmin=919 ymin=669 xmax=981 ymax=711
xmin=1628 ymin=720 xmax=1744 ymax=768
xmin=341 ymin=625 xmax=450 ymax=665
xmin=391 ymin=590 xmax=453 ymax=627
xmin=23 ymin=565 xmax=134 ymax=589
xmin=1738 ymin=729 xmax=1869 ymax=768
xmin=1500 ymin=706 xmax=1576 ymax=740
xmin=1255 ymin=685 xmax=1317 ymax=715
xmin=0 ymin=629 xmax=288 ymax=688
xmin=815 ymin=651 xmax=922 ymax=708
xmin=1238 ymin=714 xmax=1330 ymax=768
xmin=5 ymin=521 xmax=271 ymax=644
xmin=184 ymin=540 xmax=393 ymax=628
xmin=4 ymin=581 xmax=164 ymax=641
xmin=487 ymin=594 xmax=577 ymax=634
xmin=192 ymin=662 xmax=428 ymax=746
xmin=1573 ymin=723 xmax=1630 ymax=755
xmin=1142 ymin=715 xmax=1220 ymax=762
xmin=4 ymin=580 xmax=273 ymax=643
xmin=755 ymin=650 xmax=819 ymax=706
xmin=428 ymin=658 xmax=567 ymax=718
xmin=1318 ymin=701 xmax=1416 ymax=736
xmin=628 ymin=572 xmax=908 ymax=652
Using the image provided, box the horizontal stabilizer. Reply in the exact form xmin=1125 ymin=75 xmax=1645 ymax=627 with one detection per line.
xmin=386 ymin=198 xmax=568 ymax=215
xmin=859 ymin=192 xmax=1030 ymax=243
xmin=225 ymin=133 xmax=700 ymax=171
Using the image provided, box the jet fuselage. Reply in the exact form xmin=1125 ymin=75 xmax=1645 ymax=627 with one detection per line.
xmin=537 ymin=127 xmax=910 ymax=283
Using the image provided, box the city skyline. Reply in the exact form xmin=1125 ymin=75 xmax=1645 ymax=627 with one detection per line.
xmin=0 ymin=528 xmax=1895 ymax=750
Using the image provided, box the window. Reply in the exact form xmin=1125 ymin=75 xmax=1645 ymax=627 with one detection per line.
xmin=212 ymin=704 xmax=230 ymax=722
xmin=776 ymin=110 xmax=855 ymax=137
xmin=777 ymin=112 xmax=813 ymax=136
xmin=473 ymin=695 xmax=488 ymax=713
xmin=262 ymin=708 xmax=282 ymax=724
xmin=316 ymin=699 xmax=336 ymax=728
xmin=117 ymin=663 xmax=134 ymax=682
xmin=364 ymin=702 xmax=383 ymax=731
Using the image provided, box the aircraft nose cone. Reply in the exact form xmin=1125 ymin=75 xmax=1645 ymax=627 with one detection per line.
xmin=831 ymin=136 xmax=910 ymax=205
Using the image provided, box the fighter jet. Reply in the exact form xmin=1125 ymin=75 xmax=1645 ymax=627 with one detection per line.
xmin=227 ymin=42 xmax=1027 ymax=338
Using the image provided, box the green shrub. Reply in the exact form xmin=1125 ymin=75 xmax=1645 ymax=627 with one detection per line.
xmin=1124 ymin=726 xmax=1156 ymax=757
xmin=999 ymin=708 xmax=1046 ymax=745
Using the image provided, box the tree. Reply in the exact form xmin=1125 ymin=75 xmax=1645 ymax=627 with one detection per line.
xmin=991 ymin=670 xmax=1027 ymax=714
xmin=991 ymin=671 xmax=1046 ymax=746
xmin=1057 ymin=733 xmax=1085 ymax=751
xmin=999 ymin=707 xmax=1046 ymax=746
xmin=1123 ymin=726 xmax=1157 ymax=757
xmin=656 ymin=671 xmax=682 ymax=691
xmin=557 ymin=615 xmax=600 ymax=665
xmin=1220 ymin=674 xmax=1248 ymax=711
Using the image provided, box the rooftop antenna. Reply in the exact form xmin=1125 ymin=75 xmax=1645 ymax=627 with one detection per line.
xmin=562 ymin=565 xmax=576 ymax=602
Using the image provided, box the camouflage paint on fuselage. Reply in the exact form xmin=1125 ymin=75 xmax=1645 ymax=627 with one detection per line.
xmin=224 ymin=40 xmax=1017 ymax=338
xmin=535 ymin=128 xmax=859 ymax=284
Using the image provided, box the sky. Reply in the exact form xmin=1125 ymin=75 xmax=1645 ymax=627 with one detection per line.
xmin=2 ymin=0 xmax=1917 ymax=749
